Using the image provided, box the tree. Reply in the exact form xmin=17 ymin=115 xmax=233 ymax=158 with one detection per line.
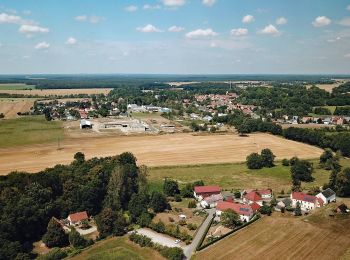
xmin=259 ymin=205 xmax=272 ymax=215
xmin=73 ymin=152 xmax=85 ymax=164
xmin=138 ymin=212 xmax=153 ymax=227
xmin=335 ymin=168 xmax=350 ymax=197
xmin=221 ymin=209 xmax=241 ymax=228
xmin=149 ymin=191 xmax=169 ymax=213
xmin=128 ymin=192 xmax=149 ymax=221
xmin=270 ymin=195 xmax=277 ymax=206
xmin=42 ymin=218 xmax=68 ymax=248
xmin=117 ymin=152 xmax=137 ymax=165
xmin=291 ymin=159 xmax=314 ymax=182
xmin=96 ymin=208 xmax=127 ymax=238
xmin=320 ymin=149 xmax=333 ymax=165
xmin=163 ymin=179 xmax=180 ymax=196
xmin=282 ymin=159 xmax=290 ymax=166
xmin=294 ymin=202 xmax=302 ymax=216
xmin=69 ymin=227 xmax=92 ymax=249
xmin=261 ymin=148 xmax=275 ymax=167
xmin=246 ymin=153 xmax=263 ymax=169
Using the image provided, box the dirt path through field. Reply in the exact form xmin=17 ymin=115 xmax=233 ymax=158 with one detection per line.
xmin=0 ymin=133 xmax=323 ymax=174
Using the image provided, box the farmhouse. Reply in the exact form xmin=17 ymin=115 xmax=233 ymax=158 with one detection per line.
xmin=200 ymin=193 xmax=223 ymax=208
xmin=291 ymin=192 xmax=323 ymax=211
xmin=216 ymin=201 xmax=254 ymax=222
xmin=316 ymin=188 xmax=336 ymax=205
xmin=243 ymin=191 xmax=263 ymax=206
xmin=194 ymin=185 xmax=221 ymax=201
xmin=67 ymin=211 xmax=88 ymax=226
xmin=255 ymin=189 xmax=272 ymax=199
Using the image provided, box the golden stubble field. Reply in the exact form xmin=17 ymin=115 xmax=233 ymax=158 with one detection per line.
xmin=0 ymin=132 xmax=323 ymax=174
xmin=0 ymin=88 xmax=113 ymax=96
xmin=0 ymin=98 xmax=36 ymax=118
xmin=194 ymin=209 xmax=350 ymax=260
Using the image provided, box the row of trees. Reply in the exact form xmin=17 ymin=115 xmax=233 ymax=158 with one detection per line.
xmin=246 ymin=149 xmax=276 ymax=169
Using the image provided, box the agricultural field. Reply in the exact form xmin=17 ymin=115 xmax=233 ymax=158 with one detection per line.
xmin=148 ymin=158 xmax=350 ymax=193
xmin=0 ymin=116 xmax=63 ymax=148
xmin=0 ymin=133 xmax=323 ymax=174
xmin=70 ymin=236 xmax=164 ymax=260
xmin=0 ymin=88 xmax=113 ymax=96
xmin=0 ymin=98 xmax=37 ymax=118
xmin=194 ymin=204 xmax=350 ymax=260
xmin=0 ymin=83 xmax=35 ymax=90
xmin=306 ymin=80 xmax=347 ymax=93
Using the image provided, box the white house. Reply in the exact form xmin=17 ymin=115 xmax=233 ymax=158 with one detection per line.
xmin=200 ymin=193 xmax=223 ymax=208
xmin=316 ymin=188 xmax=336 ymax=205
xmin=216 ymin=201 xmax=254 ymax=222
xmin=291 ymin=192 xmax=323 ymax=211
xmin=256 ymin=189 xmax=272 ymax=199
xmin=194 ymin=186 xmax=221 ymax=201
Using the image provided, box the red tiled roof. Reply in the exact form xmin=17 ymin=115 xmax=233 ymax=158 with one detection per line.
xmin=244 ymin=191 xmax=262 ymax=202
xmin=217 ymin=201 xmax=253 ymax=216
xmin=194 ymin=185 xmax=221 ymax=194
xmin=291 ymin=192 xmax=317 ymax=203
xmin=250 ymin=202 xmax=261 ymax=212
xmin=256 ymin=189 xmax=272 ymax=195
xmin=68 ymin=211 xmax=88 ymax=223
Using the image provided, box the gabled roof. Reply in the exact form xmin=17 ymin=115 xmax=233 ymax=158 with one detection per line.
xmin=244 ymin=191 xmax=262 ymax=202
xmin=68 ymin=211 xmax=88 ymax=223
xmin=216 ymin=201 xmax=253 ymax=216
xmin=321 ymin=188 xmax=335 ymax=198
xmin=256 ymin=189 xmax=272 ymax=195
xmin=194 ymin=185 xmax=221 ymax=194
xmin=204 ymin=193 xmax=223 ymax=204
xmin=250 ymin=202 xmax=261 ymax=212
xmin=291 ymin=192 xmax=317 ymax=203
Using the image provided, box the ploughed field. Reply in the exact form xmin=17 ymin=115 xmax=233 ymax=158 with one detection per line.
xmin=194 ymin=210 xmax=350 ymax=260
xmin=0 ymin=132 xmax=323 ymax=174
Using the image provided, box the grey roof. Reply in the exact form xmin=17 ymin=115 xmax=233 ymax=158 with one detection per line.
xmin=282 ymin=198 xmax=292 ymax=207
xmin=321 ymin=188 xmax=335 ymax=198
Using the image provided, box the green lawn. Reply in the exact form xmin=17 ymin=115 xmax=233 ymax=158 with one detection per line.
xmin=0 ymin=83 xmax=36 ymax=90
xmin=148 ymin=158 xmax=350 ymax=193
xmin=70 ymin=236 xmax=164 ymax=260
xmin=0 ymin=116 xmax=63 ymax=148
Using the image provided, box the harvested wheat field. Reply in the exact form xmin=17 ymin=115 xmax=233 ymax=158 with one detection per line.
xmin=0 ymin=98 xmax=36 ymax=118
xmin=0 ymin=88 xmax=112 ymax=96
xmin=194 ymin=211 xmax=350 ymax=260
xmin=0 ymin=133 xmax=323 ymax=174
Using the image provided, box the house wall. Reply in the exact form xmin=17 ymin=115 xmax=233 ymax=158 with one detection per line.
xmin=291 ymin=199 xmax=315 ymax=211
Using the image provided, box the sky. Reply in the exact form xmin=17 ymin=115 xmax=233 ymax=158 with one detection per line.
xmin=0 ymin=0 xmax=350 ymax=74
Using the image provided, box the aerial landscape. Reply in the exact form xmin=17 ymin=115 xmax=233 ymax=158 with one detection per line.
xmin=1 ymin=0 xmax=350 ymax=260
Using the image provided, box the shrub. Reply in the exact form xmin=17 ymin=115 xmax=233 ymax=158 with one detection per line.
xmin=187 ymin=223 xmax=197 ymax=230
xmin=38 ymin=248 xmax=67 ymax=260
xmin=188 ymin=200 xmax=197 ymax=208
xmin=174 ymin=194 xmax=182 ymax=202
xmin=282 ymin=159 xmax=290 ymax=166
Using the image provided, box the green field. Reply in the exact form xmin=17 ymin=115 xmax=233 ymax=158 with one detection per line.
xmin=0 ymin=116 xmax=63 ymax=148
xmin=148 ymin=158 xmax=350 ymax=193
xmin=0 ymin=83 xmax=36 ymax=90
xmin=70 ymin=236 xmax=164 ymax=260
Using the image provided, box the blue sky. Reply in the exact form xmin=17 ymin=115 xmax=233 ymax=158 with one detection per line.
xmin=0 ymin=0 xmax=350 ymax=74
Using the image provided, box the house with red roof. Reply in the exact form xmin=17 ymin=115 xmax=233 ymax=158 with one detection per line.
xmin=216 ymin=201 xmax=254 ymax=222
xmin=243 ymin=191 xmax=263 ymax=206
xmin=255 ymin=189 xmax=272 ymax=199
xmin=194 ymin=186 xmax=221 ymax=201
xmin=290 ymin=192 xmax=323 ymax=211
xmin=67 ymin=211 xmax=89 ymax=226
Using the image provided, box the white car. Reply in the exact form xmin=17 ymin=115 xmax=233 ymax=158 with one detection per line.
xmin=175 ymin=239 xmax=181 ymax=244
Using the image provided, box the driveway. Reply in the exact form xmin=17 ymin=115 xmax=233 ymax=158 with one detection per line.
xmin=136 ymin=228 xmax=183 ymax=248
xmin=183 ymin=208 xmax=216 ymax=259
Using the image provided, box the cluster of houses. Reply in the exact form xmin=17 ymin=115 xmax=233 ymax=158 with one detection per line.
xmin=127 ymin=104 xmax=172 ymax=114
xmin=194 ymin=186 xmax=338 ymax=223
xmin=278 ymin=115 xmax=349 ymax=126
xmin=194 ymin=186 xmax=272 ymax=222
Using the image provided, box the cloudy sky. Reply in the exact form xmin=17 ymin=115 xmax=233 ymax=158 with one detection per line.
xmin=0 ymin=0 xmax=350 ymax=74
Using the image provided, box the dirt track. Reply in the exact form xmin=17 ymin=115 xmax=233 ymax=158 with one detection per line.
xmin=0 ymin=133 xmax=323 ymax=175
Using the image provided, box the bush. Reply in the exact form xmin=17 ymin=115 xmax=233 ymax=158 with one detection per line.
xmin=38 ymin=248 xmax=67 ymax=260
xmin=68 ymin=228 xmax=93 ymax=249
xmin=129 ymin=233 xmax=153 ymax=247
xmin=282 ymin=159 xmax=290 ymax=166
xmin=160 ymin=247 xmax=184 ymax=260
xmin=259 ymin=205 xmax=272 ymax=215
xmin=188 ymin=200 xmax=197 ymax=208
xmin=246 ymin=153 xmax=263 ymax=169
xmin=174 ymin=194 xmax=182 ymax=202
xmin=187 ymin=223 xmax=197 ymax=230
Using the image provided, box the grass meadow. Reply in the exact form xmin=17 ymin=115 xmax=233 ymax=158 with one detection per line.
xmin=0 ymin=83 xmax=35 ymax=90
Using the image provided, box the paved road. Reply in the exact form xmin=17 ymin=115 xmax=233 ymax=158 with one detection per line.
xmin=137 ymin=228 xmax=183 ymax=248
xmin=183 ymin=208 xmax=216 ymax=259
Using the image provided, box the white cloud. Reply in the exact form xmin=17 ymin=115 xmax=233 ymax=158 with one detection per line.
xmin=242 ymin=15 xmax=255 ymax=24
xmin=75 ymin=15 xmax=104 ymax=24
xmin=312 ymin=16 xmax=331 ymax=27
xmin=260 ymin=24 xmax=279 ymax=35
xmin=185 ymin=28 xmax=218 ymax=39
xmin=35 ymin=41 xmax=50 ymax=50
xmin=143 ymin=4 xmax=162 ymax=10
xmin=210 ymin=42 xmax=218 ymax=48
xmin=347 ymin=5 xmax=350 ymax=11
xmin=344 ymin=53 xmax=350 ymax=58
xmin=0 ymin=12 xmax=22 ymax=24
xmin=168 ymin=25 xmax=184 ymax=32
xmin=230 ymin=28 xmax=248 ymax=36
xmin=338 ymin=17 xmax=350 ymax=26
xmin=161 ymin=0 xmax=186 ymax=7
xmin=327 ymin=36 xmax=341 ymax=43
xmin=19 ymin=24 xmax=49 ymax=34
xmin=276 ymin=17 xmax=287 ymax=25
xmin=125 ymin=5 xmax=138 ymax=12
xmin=65 ymin=37 xmax=77 ymax=45
xmin=136 ymin=24 xmax=162 ymax=32
xmin=202 ymin=0 xmax=216 ymax=7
